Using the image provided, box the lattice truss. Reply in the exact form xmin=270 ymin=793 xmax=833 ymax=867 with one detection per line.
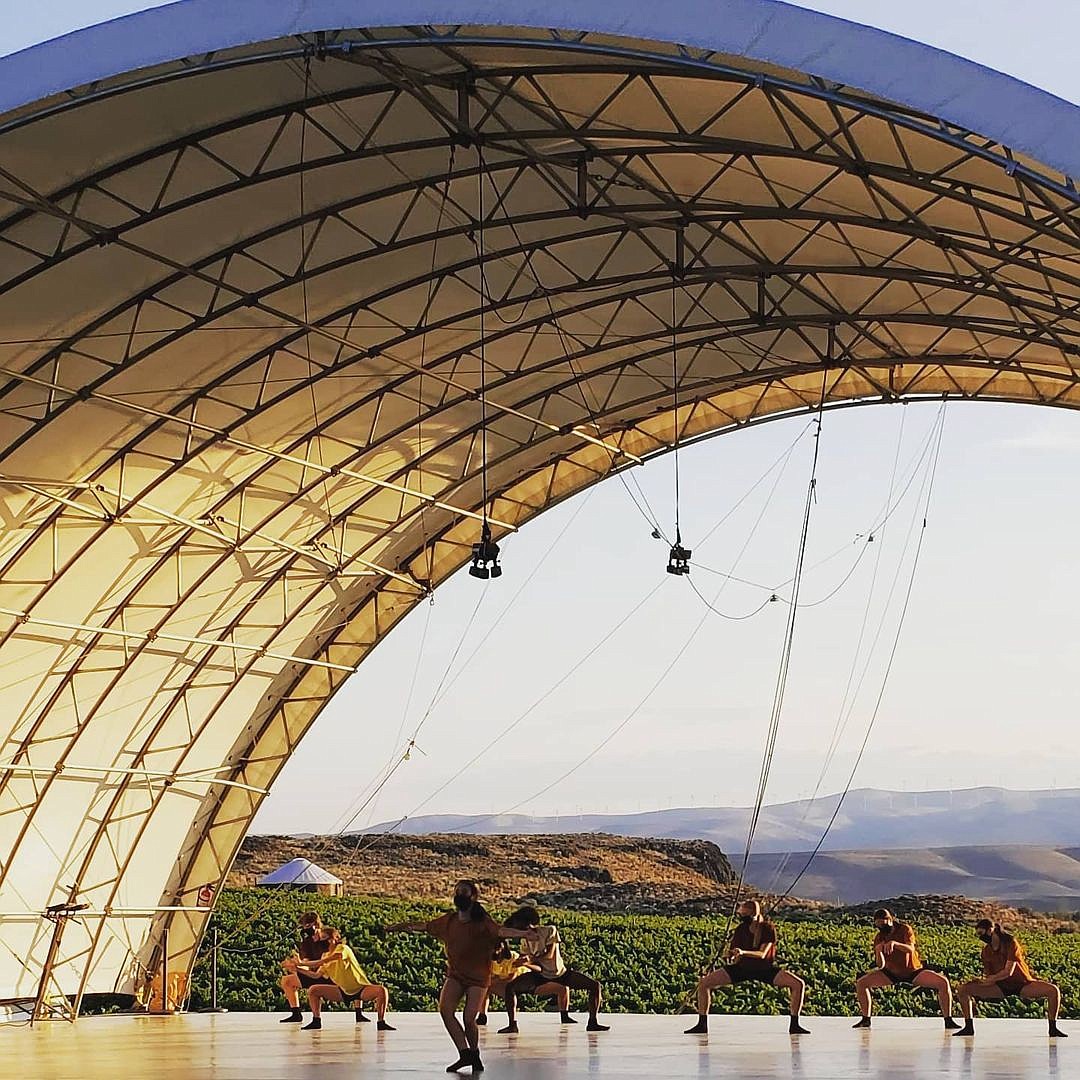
xmin=0 ymin=23 xmax=1077 ymax=1007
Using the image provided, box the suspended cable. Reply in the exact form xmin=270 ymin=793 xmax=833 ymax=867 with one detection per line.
xmin=770 ymin=399 xmax=947 ymax=909
xmin=342 ymin=575 xmax=669 ymax=858
xmin=759 ymin=404 xmax=912 ymax=899
xmin=468 ymin=139 xmax=502 ymax=580
xmin=689 ymin=368 xmax=830 ymax=988
xmin=666 ymin=248 xmax=691 ymax=576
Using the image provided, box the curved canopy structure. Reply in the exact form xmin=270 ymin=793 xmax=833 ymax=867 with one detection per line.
xmin=1 ymin=0 xmax=1079 ymax=1011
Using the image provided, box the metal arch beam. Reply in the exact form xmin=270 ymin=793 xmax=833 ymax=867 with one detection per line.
xmin=2 ymin=17 xmax=1080 ymax=1009
xmin=4 ymin=225 xmax=1075 ymax=768
xmin=161 ymin=356 xmax=1080 ymax=971
xmin=10 ymin=326 xmax=1080 ymax=946
xmin=3 ymin=51 xmax=1079 ymax=389
xmin=3 ymin=275 xmax=1077 ymax=792
xmin=8 ymin=328 xmax=1062 ymax=963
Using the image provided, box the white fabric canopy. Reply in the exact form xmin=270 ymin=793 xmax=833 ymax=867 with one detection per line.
xmin=0 ymin=1 xmax=1077 ymax=1013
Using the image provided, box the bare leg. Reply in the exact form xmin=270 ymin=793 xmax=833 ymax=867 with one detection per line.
xmin=462 ymin=985 xmax=486 ymax=1050
xmin=500 ymin=973 xmax=531 ymax=1033
xmin=559 ymin=970 xmax=607 ymax=1030
xmin=685 ymin=969 xmax=731 ymax=1033
xmin=952 ymin=980 xmax=1002 ymax=1035
xmin=1023 ymin=981 xmax=1067 ymax=1036
xmin=303 ymin=985 xmax=344 ymax=1029
xmin=854 ymin=971 xmax=893 ymax=1026
xmin=439 ymin=978 xmax=469 ymax=1053
xmin=280 ymin=974 xmax=301 ymax=1009
xmin=358 ymin=984 xmax=393 ymax=1028
xmin=773 ymin=971 xmax=810 ymax=1033
xmin=914 ymin=970 xmax=957 ymax=1026
xmin=536 ymin=980 xmax=574 ymax=1022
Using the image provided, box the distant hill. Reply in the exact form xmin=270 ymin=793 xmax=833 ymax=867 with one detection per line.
xmin=230 ymin=832 xmax=752 ymax=913
xmin=746 ymin=845 xmax=1080 ymax=912
xmin=363 ymin=787 xmax=1080 ymax=853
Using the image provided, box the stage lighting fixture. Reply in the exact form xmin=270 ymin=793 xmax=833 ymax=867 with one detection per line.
xmin=469 ymin=523 xmax=502 ymax=580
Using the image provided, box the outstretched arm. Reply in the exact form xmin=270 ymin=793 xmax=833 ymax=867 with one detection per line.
xmin=497 ymin=926 xmax=540 ymax=943
xmin=385 ymin=920 xmax=428 ymax=933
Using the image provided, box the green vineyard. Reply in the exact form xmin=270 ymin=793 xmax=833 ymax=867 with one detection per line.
xmin=188 ymin=891 xmax=1080 ymax=1018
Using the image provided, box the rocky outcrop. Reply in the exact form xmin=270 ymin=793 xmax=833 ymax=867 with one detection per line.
xmin=231 ymin=832 xmax=735 ymax=905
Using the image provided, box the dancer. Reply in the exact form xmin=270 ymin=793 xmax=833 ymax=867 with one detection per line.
xmin=953 ymin=919 xmax=1067 ymax=1038
xmin=479 ymin=941 xmax=572 ymax=1026
xmin=278 ymin=911 xmax=336 ymax=1023
xmin=500 ymin=905 xmax=609 ymax=1032
xmin=852 ymin=908 xmax=958 ymax=1029
xmin=292 ymin=926 xmax=394 ymax=1030
xmin=684 ymin=898 xmax=810 ymax=1035
xmin=386 ymin=880 xmax=537 ymax=1074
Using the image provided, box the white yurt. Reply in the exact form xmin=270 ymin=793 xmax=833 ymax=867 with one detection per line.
xmin=257 ymin=858 xmax=344 ymax=896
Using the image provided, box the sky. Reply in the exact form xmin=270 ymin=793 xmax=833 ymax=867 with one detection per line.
xmin=5 ymin=3 xmax=1080 ymax=836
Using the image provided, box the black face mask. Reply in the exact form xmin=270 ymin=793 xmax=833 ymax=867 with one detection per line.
xmin=739 ymin=914 xmax=754 ymax=924
xmin=299 ymin=926 xmax=315 ymax=938
xmin=977 ymin=932 xmax=992 ymax=944
xmin=876 ymin=924 xmax=891 ymax=934
xmin=453 ymin=894 xmax=473 ymax=912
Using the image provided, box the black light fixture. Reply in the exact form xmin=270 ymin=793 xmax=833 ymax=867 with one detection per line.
xmin=469 ymin=522 xmax=502 ymax=579
xmin=666 ymin=536 xmax=691 ymax=576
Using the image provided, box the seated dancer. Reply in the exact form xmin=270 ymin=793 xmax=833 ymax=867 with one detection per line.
xmin=501 ymin=905 xmax=610 ymax=1033
xmin=852 ymin=908 xmax=958 ymax=1029
xmin=386 ymin=880 xmax=537 ymax=1074
xmin=953 ymin=919 xmax=1067 ymax=1038
xmin=292 ymin=926 xmax=394 ymax=1030
xmin=478 ymin=941 xmax=572 ymax=1026
xmin=278 ymin=910 xmax=336 ymax=1023
xmin=684 ymin=898 xmax=810 ymax=1035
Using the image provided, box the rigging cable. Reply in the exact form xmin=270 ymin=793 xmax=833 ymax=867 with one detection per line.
xmin=769 ymin=399 xmax=947 ymax=910
xmin=691 ymin=369 xmax=831 ymax=987
xmin=759 ymin=403 xmax=911 ymax=899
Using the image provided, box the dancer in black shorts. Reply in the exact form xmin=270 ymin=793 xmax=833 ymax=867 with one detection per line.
xmin=684 ymin=899 xmax=809 ymax=1035
xmin=852 ymin=908 xmax=957 ymax=1029
xmin=501 ymin=906 xmax=609 ymax=1032
xmin=953 ymin=919 xmax=1067 ymax=1038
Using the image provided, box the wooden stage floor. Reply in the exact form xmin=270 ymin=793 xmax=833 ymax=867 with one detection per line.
xmin=7 ymin=1012 xmax=1073 ymax=1079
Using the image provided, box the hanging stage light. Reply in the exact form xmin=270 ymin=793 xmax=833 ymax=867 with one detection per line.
xmin=665 ymin=237 xmax=689 ymax=577
xmin=469 ymin=522 xmax=502 ymax=579
xmin=470 ymin=126 xmax=502 ymax=581
xmin=666 ymin=534 xmax=691 ymax=576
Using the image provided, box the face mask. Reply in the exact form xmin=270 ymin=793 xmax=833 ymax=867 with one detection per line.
xmin=453 ymin=894 xmax=473 ymax=912
xmin=977 ymin=932 xmax=992 ymax=944
xmin=299 ymin=926 xmax=315 ymax=938
xmin=739 ymin=914 xmax=754 ymax=924
xmin=876 ymin=924 xmax=890 ymax=934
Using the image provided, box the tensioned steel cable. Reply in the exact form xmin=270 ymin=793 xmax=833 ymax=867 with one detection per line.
xmin=768 ymin=400 xmax=946 ymax=911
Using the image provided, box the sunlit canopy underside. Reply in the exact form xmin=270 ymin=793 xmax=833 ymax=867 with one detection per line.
xmin=0 ymin=1 xmax=1078 ymax=1007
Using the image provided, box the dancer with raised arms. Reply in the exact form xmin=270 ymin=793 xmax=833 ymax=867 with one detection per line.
xmin=386 ymin=880 xmax=537 ymax=1074
xmin=684 ymin=898 xmax=810 ymax=1035
xmin=953 ymin=919 xmax=1067 ymax=1038
xmin=852 ymin=908 xmax=959 ymax=1029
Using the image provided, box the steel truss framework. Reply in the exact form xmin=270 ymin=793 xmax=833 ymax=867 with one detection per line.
xmin=0 ymin=16 xmax=1078 ymax=1010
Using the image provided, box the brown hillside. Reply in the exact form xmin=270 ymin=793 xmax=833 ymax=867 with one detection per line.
xmin=232 ymin=832 xmax=743 ymax=908
xmin=231 ymin=833 xmax=1071 ymax=929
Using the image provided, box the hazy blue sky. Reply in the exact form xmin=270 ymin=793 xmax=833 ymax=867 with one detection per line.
xmin=6 ymin=4 xmax=1080 ymax=836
